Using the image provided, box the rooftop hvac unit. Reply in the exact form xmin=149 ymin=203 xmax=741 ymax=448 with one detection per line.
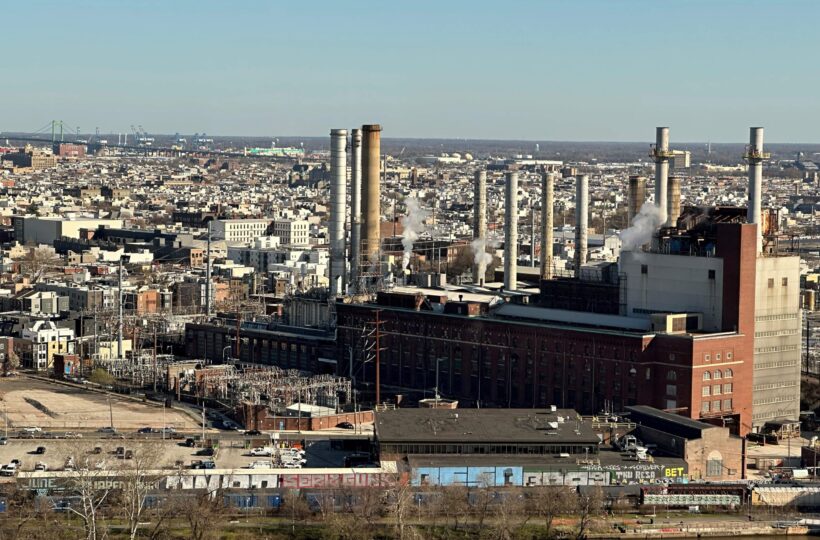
xmin=650 ymin=312 xmax=702 ymax=334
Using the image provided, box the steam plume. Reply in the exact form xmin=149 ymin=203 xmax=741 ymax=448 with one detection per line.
xmin=401 ymin=198 xmax=429 ymax=270
xmin=619 ymin=203 xmax=663 ymax=252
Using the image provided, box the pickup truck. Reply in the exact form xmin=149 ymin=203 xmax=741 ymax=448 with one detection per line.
xmin=250 ymin=447 xmax=273 ymax=457
xmin=1 ymin=463 xmax=17 ymax=476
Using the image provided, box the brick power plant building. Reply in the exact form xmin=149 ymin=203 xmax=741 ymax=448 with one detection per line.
xmin=335 ymin=127 xmax=800 ymax=437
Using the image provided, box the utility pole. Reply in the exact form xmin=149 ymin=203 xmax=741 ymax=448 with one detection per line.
xmin=205 ymin=222 xmax=212 ymax=317
xmin=107 ymin=395 xmax=114 ymax=431
xmin=152 ymin=323 xmax=158 ymax=392
xmin=375 ymin=310 xmax=381 ymax=405
xmin=201 ymin=406 xmax=206 ymax=443
xmin=118 ymin=256 xmax=123 ymax=360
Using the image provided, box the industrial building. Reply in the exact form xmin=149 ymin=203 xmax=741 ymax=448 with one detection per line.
xmin=333 ymin=126 xmax=800 ymax=435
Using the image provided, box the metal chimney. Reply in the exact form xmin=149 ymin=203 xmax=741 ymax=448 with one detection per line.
xmin=540 ymin=171 xmax=555 ymax=280
xmin=627 ymin=175 xmax=647 ymax=224
xmin=503 ymin=171 xmax=518 ymax=291
xmin=361 ymin=125 xmax=382 ymax=262
xmin=473 ymin=170 xmax=487 ymax=241
xmin=653 ymin=127 xmax=670 ymax=226
xmin=575 ymin=174 xmax=589 ymax=279
xmin=667 ymin=176 xmax=682 ymax=227
xmin=349 ymin=128 xmax=363 ymax=292
xmin=329 ymin=129 xmax=348 ymax=296
xmin=746 ymin=127 xmax=766 ymax=253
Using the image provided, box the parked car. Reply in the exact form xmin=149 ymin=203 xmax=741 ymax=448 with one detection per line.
xmin=97 ymin=427 xmax=117 ymax=434
xmin=23 ymin=426 xmax=42 ymax=433
xmin=246 ymin=429 xmax=262 ymax=436
xmin=137 ymin=427 xmax=154 ymax=434
xmin=34 ymin=462 xmax=47 ymax=471
xmin=184 ymin=438 xmax=196 ymax=448
xmin=124 ymin=450 xmax=133 ymax=460
xmin=195 ymin=448 xmax=215 ymax=457
xmin=91 ymin=446 xmax=102 ymax=455
xmin=199 ymin=461 xmax=216 ymax=470
xmin=250 ymin=447 xmax=272 ymax=457
xmin=336 ymin=422 xmax=354 ymax=430
xmin=0 ymin=437 xmax=7 ymax=445
xmin=1 ymin=463 xmax=17 ymax=476
xmin=34 ymin=446 xmax=46 ymax=455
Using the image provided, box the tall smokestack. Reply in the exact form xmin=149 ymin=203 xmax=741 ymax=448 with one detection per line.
xmin=667 ymin=176 xmax=681 ymax=227
xmin=473 ymin=170 xmax=487 ymax=241
xmin=361 ymin=124 xmax=382 ymax=262
xmin=746 ymin=127 xmax=766 ymax=253
xmin=503 ymin=171 xmax=518 ymax=291
xmin=540 ymin=171 xmax=555 ymax=280
xmin=329 ymin=129 xmax=348 ymax=296
xmin=349 ymin=129 xmax=362 ymax=292
xmin=574 ymin=174 xmax=589 ymax=279
xmin=653 ymin=127 xmax=670 ymax=226
xmin=628 ymin=175 xmax=647 ymax=224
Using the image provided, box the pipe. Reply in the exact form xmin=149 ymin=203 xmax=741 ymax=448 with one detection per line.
xmin=575 ymin=174 xmax=589 ymax=279
xmin=503 ymin=171 xmax=518 ymax=291
xmin=628 ymin=175 xmax=647 ymax=224
xmin=654 ymin=127 xmax=670 ymax=226
xmin=540 ymin=171 xmax=555 ymax=280
xmin=747 ymin=127 xmax=765 ymax=253
xmin=361 ymin=124 xmax=382 ymax=263
xmin=667 ymin=176 xmax=682 ymax=227
xmin=329 ymin=129 xmax=348 ymax=296
xmin=473 ymin=170 xmax=487 ymax=241
xmin=349 ymin=129 xmax=362 ymax=292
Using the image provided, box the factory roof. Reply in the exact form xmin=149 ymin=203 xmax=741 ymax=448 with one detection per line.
xmin=493 ymin=303 xmax=651 ymax=332
xmin=375 ymin=408 xmax=600 ymax=445
xmin=625 ymin=405 xmax=716 ymax=439
xmin=406 ymin=451 xmax=687 ymax=471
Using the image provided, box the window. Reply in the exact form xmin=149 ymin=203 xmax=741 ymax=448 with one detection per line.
xmin=713 ymin=370 xmax=722 ymax=379
xmin=703 ymin=371 xmax=711 ymax=381
xmin=726 ymin=352 xmax=733 ymax=360
xmin=723 ymin=399 xmax=733 ymax=410
xmin=666 ymin=370 xmax=677 ymax=381
xmin=768 ymin=278 xmax=774 ymax=288
xmin=725 ymin=368 xmax=733 ymax=378
xmin=708 ymin=269 xmax=716 ymax=279
xmin=666 ymin=384 xmax=677 ymax=397
xmin=704 ymin=354 xmax=711 ymax=362
xmin=715 ymin=353 xmax=721 ymax=361
xmin=713 ymin=400 xmax=721 ymax=411
xmin=707 ymin=459 xmax=723 ymax=477
xmin=701 ymin=401 xmax=710 ymax=413
xmin=702 ymin=386 xmax=711 ymax=397
xmin=713 ymin=384 xmax=722 ymax=396
xmin=723 ymin=383 xmax=732 ymax=394
xmin=641 ymin=264 xmax=648 ymax=275
xmin=782 ymin=277 xmax=789 ymax=287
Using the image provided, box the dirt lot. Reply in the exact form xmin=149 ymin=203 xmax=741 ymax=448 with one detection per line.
xmin=0 ymin=376 xmax=198 ymax=431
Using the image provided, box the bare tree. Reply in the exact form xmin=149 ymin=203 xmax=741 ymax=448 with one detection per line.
xmin=0 ymin=485 xmax=65 ymax=540
xmin=489 ymin=489 xmax=530 ymax=540
xmin=527 ymin=485 xmax=575 ymax=538
xmin=173 ymin=489 xmax=226 ymax=540
xmin=386 ymin=477 xmax=420 ymax=540
xmin=436 ymin=485 xmax=469 ymax=531
xmin=56 ymin=443 xmax=116 ymax=540
xmin=112 ymin=443 xmax=166 ymax=540
xmin=573 ymin=486 xmax=604 ymax=540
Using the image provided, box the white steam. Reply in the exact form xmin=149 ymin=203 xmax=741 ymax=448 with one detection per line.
xmin=471 ymin=234 xmax=499 ymax=283
xmin=619 ymin=202 xmax=663 ymax=252
xmin=401 ymin=198 xmax=429 ymax=270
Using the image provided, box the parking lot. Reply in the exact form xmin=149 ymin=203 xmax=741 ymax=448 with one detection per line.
xmin=0 ymin=377 xmax=198 ymax=431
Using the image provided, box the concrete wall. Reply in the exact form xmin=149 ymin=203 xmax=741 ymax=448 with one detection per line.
xmin=753 ymin=255 xmax=801 ymax=427
xmin=621 ymin=251 xmax=723 ymax=331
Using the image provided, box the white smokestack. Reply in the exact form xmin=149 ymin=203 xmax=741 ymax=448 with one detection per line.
xmin=503 ymin=172 xmax=518 ymax=291
xmin=349 ymin=128 xmax=362 ymax=292
xmin=329 ymin=128 xmax=347 ymax=296
xmin=400 ymin=198 xmax=429 ymax=270
xmin=747 ymin=127 xmax=765 ymax=254
xmin=540 ymin=171 xmax=555 ymax=280
xmin=574 ymin=175 xmax=589 ymax=279
xmin=654 ymin=127 xmax=670 ymax=226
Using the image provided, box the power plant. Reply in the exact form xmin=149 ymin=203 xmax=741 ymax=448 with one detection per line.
xmin=503 ymin=171 xmax=518 ymax=291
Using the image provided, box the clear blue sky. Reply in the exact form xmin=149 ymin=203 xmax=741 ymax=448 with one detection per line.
xmin=3 ymin=0 xmax=819 ymax=142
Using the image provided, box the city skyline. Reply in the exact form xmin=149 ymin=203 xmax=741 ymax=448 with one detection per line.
xmin=3 ymin=0 xmax=820 ymax=142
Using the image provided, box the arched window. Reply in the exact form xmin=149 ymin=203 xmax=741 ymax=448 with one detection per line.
xmin=666 ymin=370 xmax=677 ymax=381
xmin=725 ymin=368 xmax=733 ymax=378
xmin=713 ymin=370 xmax=722 ymax=380
xmin=703 ymin=371 xmax=711 ymax=381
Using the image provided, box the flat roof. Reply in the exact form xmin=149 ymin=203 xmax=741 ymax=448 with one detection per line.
xmin=625 ymin=405 xmax=716 ymax=439
xmin=494 ymin=303 xmax=652 ymax=332
xmin=407 ymin=450 xmax=687 ymax=470
xmin=375 ymin=408 xmax=600 ymax=445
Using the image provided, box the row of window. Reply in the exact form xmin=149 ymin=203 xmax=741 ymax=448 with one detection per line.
xmin=702 ymin=369 xmax=732 ymax=381
xmin=702 ymin=383 xmax=733 ymax=397
xmin=701 ymin=399 xmax=732 ymax=413
xmin=703 ymin=352 xmax=733 ymax=363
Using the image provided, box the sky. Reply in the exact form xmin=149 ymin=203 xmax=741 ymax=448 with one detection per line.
xmin=3 ymin=0 xmax=820 ymax=142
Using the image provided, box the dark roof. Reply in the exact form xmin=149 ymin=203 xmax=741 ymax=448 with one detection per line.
xmin=375 ymin=408 xmax=600 ymax=445
xmin=625 ymin=405 xmax=715 ymax=439
xmin=406 ymin=450 xmax=687 ymax=471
